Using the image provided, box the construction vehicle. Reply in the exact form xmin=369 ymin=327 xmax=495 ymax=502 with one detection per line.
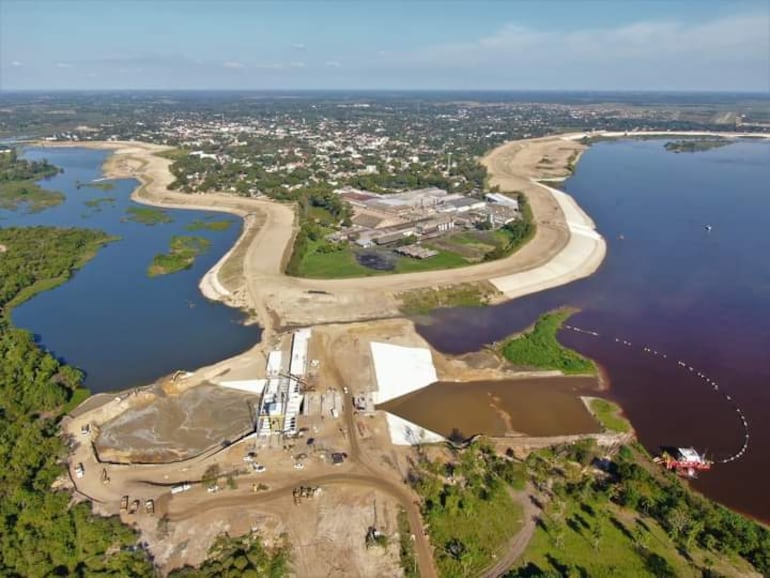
xmin=144 ymin=500 xmax=155 ymax=515
xmin=120 ymin=496 xmax=129 ymax=512
xmin=292 ymin=485 xmax=321 ymax=504
xmin=170 ymin=482 xmax=191 ymax=494
xmin=74 ymin=463 xmax=85 ymax=479
xmin=129 ymin=500 xmax=140 ymax=515
xmin=101 ymin=468 xmax=110 ymax=485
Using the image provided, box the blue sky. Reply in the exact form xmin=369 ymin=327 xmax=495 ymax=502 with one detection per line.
xmin=1 ymin=0 xmax=768 ymax=91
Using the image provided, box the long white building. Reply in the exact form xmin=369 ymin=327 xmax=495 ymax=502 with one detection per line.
xmin=255 ymin=329 xmax=309 ymax=437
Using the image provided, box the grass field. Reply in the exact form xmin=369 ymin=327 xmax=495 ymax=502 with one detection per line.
xmin=411 ymin=441 xmax=525 ymax=577
xmin=296 ymin=245 xmax=384 ymax=278
xmin=499 ymin=309 xmax=596 ymax=374
xmin=588 ymin=398 xmax=632 ymax=433
xmin=398 ymin=282 xmax=498 ymax=314
xmin=514 ymin=496 xmax=694 ymax=577
xmin=148 ymin=235 xmax=210 ymax=277
xmin=508 ymin=443 xmax=762 ymax=577
xmin=393 ymin=248 xmax=469 ymax=273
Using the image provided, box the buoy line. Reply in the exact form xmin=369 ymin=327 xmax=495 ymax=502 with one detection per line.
xmin=562 ymin=324 xmax=749 ymax=464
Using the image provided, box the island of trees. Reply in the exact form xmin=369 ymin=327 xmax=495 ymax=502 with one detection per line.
xmin=0 ymin=148 xmax=64 ymax=212
xmin=663 ymin=138 xmax=731 ymax=153
xmin=148 ymin=235 xmax=211 ymax=277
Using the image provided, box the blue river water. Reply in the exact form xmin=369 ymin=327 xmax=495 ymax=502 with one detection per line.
xmin=2 ymin=147 xmax=259 ymax=392
xmin=418 ymin=138 xmax=770 ymax=521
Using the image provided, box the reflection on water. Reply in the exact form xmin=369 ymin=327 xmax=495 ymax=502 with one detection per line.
xmin=379 ymin=377 xmax=602 ymax=439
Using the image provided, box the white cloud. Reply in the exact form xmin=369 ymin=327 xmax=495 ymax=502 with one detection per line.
xmin=55 ymin=62 xmax=72 ymax=69
xmin=378 ymin=12 xmax=769 ymax=89
xmin=292 ymin=43 xmax=306 ymax=50
xmin=324 ymin=60 xmax=342 ymax=68
xmin=288 ymin=61 xmax=305 ymax=68
xmin=223 ymin=61 xmax=243 ymax=69
xmin=11 ymin=60 xmax=22 ymax=67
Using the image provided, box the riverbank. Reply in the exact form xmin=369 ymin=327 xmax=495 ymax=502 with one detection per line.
xmin=34 ymin=135 xmax=607 ymax=332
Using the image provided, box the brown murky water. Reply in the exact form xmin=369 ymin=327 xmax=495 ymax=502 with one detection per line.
xmin=379 ymin=377 xmax=602 ymax=440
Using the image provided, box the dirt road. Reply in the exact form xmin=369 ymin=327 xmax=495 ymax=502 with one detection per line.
xmin=480 ymin=485 xmax=542 ymax=578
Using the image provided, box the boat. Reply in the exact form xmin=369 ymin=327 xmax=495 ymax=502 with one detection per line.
xmin=654 ymin=447 xmax=712 ymax=478
xmin=704 ymin=224 xmax=712 ymax=232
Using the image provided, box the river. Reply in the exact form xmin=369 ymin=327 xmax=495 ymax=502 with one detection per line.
xmin=2 ymin=147 xmax=259 ymax=392
xmin=417 ymin=138 xmax=770 ymax=522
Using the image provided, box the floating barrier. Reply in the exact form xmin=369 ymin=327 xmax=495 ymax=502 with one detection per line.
xmin=563 ymin=324 xmax=750 ymax=465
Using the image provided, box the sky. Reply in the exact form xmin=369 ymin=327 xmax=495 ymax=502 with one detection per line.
xmin=1 ymin=0 xmax=769 ymax=92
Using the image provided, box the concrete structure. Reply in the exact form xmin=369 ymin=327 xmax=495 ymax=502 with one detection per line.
xmin=485 ymin=192 xmax=520 ymax=210
xmin=370 ymin=342 xmax=438 ymax=404
xmin=255 ymin=329 xmax=309 ymax=437
xmin=218 ymin=379 xmax=267 ymax=395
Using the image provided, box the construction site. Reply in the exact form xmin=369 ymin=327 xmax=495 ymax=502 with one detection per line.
xmin=56 ymin=134 xmax=621 ymax=577
xmin=62 ymin=316 xmax=627 ymax=576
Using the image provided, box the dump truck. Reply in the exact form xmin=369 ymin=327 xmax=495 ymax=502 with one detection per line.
xmin=144 ymin=499 xmax=155 ymax=515
xmin=120 ymin=496 xmax=129 ymax=512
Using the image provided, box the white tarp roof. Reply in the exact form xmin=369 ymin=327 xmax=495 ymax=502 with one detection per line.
xmin=370 ymin=341 xmax=437 ymax=404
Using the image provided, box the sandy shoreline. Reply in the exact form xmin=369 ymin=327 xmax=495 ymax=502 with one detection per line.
xmin=32 ymin=128 xmax=765 ymax=372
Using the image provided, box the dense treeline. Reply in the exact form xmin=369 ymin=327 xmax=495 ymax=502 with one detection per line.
xmin=0 ymin=226 xmax=290 ymax=576
xmin=483 ymin=194 xmax=534 ymax=261
xmin=0 ymin=148 xmax=59 ymax=182
xmin=0 ymin=226 xmax=155 ymax=576
xmin=169 ymin=533 xmax=289 ymax=577
xmin=284 ymin=185 xmax=352 ymax=276
xmin=0 ymin=149 xmax=65 ymax=212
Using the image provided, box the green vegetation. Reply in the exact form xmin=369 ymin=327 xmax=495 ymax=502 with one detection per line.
xmin=84 ymin=196 xmax=116 ymax=209
xmin=157 ymin=147 xmax=190 ymax=162
xmin=124 ymin=205 xmax=173 ymax=225
xmin=148 ymin=235 xmax=211 ymax=277
xmin=398 ymin=282 xmax=498 ymax=315
xmin=0 ymin=149 xmax=64 ymax=212
xmin=500 ymin=309 xmax=596 ymax=375
xmin=185 ymin=218 xmax=233 ymax=232
xmin=664 ymin=138 xmax=731 ymax=153
xmin=0 ymin=226 xmax=153 ymax=576
xmin=0 ymin=180 xmax=65 ymax=213
xmin=506 ymin=441 xmax=768 ymax=577
xmin=566 ymin=150 xmax=581 ymax=173
xmin=394 ymin=248 xmax=469 ymax=273
xmin=292 ymin=244 xmax=380 ymax=278
xmin=483 ymin=194 xmax=535 ymax=261
xmin=410 ymin=439 xmax=524 ymax=577
xmin=588 ymin=397 xmax=632 ymax=433
xmin=169 ymin=532 xmax=289 ymax=577
xmin=79 ymin=180 xmax=116 ymax=191
xmin=397 ymin=508 xmax=419 ymax=578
